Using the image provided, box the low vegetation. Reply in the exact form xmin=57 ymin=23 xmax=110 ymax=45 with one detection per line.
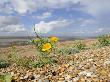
xmin=0 ymin=59 xmax=9 ymax=68
xmin=74 ymin=41 xmax=87 ymax=50
xmin=98 ymin=35 xmax=110 ymax=47
xmin=1 ymin=34 xmax=110 ymax=81
xmin=2 ymin=34 xmax=110 ymax=68
xmin=58 ymin=47 xmax=80 ymax=55
xmin=0 ymin=74 xmax=12 ymax=82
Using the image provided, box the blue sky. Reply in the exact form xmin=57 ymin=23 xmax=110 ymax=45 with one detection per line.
xmin=0 ymin=0 xmax=110 ymax=37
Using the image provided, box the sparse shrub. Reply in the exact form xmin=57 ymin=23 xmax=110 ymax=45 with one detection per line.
xmin=74 ymin=41 xmax=86 ymax=50
xmin=29 ymin=58 xmax=55 ymax=68
xmin=58 ymin=47 xmax=79 ymax=55
xmin=29 ymin=61 xmax=45 ymax=68
xmin=0 ymin=59 xmax=9 ymax=68
xmin=15 ymin=57 xmax=32 ymax=67
xmin=98 ymin=35 xmax=110 ymax=47
xmin=8 ymin=45 xmax=32 ymax=67
xmin=8 ymin=52 xmax=32 ymax=67
xmin=8 ymin=45 xmax=18 ymax=63
xmin=8 ymin=55 xmax=32 ymax=67
xmin=91 ymin=43 xmax=100 ymax=49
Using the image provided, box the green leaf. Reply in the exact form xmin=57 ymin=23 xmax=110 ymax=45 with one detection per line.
xmin=4 ymin=74 xmax=12 ymax=82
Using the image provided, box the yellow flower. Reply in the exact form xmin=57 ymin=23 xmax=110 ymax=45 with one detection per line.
xmin=42 ymin=43 xmax=52 ymax=51
xmin=50 ymin=36 xmax=58 ymax=42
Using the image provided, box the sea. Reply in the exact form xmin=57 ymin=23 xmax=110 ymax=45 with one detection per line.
xmin=0 ymin=36 xmax=94 ymax=47
xmin=0 ymin=36 xmax=33 ymax=47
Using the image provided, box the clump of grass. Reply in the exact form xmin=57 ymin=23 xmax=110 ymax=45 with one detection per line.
xmin=29 ymin=58 xmax=56 ymax=68
xmin=0 ymin=59 xmax=9 ymax=68
xmin=58 ymin=47 xmax=80 ymax=55
xmin=15 ymin=57 xmax=32 ymax=67
xmin=91 ymin=43 xmax=100 ymax=49
xmin=56 ymin=41 xmax=87 ymax=55
xmin=8 ymin=53 xmax=32 ymax=67
xmin=98 ymin=35 xmax=110 ymax=47
xmin=0 ymin=74 xmax=12 ymax=82
xmin=74 ymin=41 xmax=86 ymax=50
xmin=8 ymin=45 xmax=32 ymax=67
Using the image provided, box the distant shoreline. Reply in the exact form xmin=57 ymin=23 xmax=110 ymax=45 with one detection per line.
xmin=0 ymin=36 xmax=97 ymax=48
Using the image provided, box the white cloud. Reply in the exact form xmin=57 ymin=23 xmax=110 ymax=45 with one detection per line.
xmin=76 ymin=0 xmax=110 ymax=17
xmin=0 ymin=0 xmax=110 ymax=36
xmin=0 ymin=0 xmax=38 ymax=14
xmin=80 ymin=19 xmax=97 ymax=27
xmin=0 ymin=24 xmax=25 ymax=32
xmin=34 ymin=19 xmax=73 ymax=33
xmin=0 ymin=16 xmax=26 ymax=33
xmin=0 ymin=16 xmax=19 ymax=27
xmin=95 ymin=28 xmax=104 ymax=33
xmin=36 ymin=12 xmax=52 ymax=19
xmin=11 ymin=0 xmax=28 ymax=14
xmin=0 ymin=0 xmax=84 ymax=14
xmin=0 ymin=4 xmax=13 ymax=14
xmin=0 ymin=0 xmax=110 ymax=17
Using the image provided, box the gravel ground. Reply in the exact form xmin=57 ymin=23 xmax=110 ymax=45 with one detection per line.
xmin=0 ymin=40 xmax=110 ymax=82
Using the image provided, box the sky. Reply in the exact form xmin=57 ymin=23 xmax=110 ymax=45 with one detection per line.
xmin=0 ymin=0 xmax=110 ymax=37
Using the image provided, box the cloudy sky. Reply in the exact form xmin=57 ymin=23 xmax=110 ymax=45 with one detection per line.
xmin=0 ymin=0 xmax=110 ymax=37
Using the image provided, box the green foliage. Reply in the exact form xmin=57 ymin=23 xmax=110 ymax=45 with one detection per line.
xmin=31 ymin=37 xmax=57 ymax=52
xmin=32 ymin=38 xmax=49 ymax=50
xmin=8 ymin=46 xmax=32 ymax=67
xmin=29 ymin=57 xmax=56 ymax=68
xmin=15 ymin=57 xmax=32 ymax=67
xmin=0 ymin=74 xmax=12 ymax=82
xmin=0 ymin=59 xmax=9 ymax=68
xmin=8 ymin=53 xmax=32 ymax=67
xmin=91 ymin=43 xmax=100 ymax=49
xmin=58 ymin=47 xmax=80 ymax=55
xmin=98 ymin=35 xmax=110 ymax=47
xmin=0 ymin=75 xmax=4 ymax=82
xmin=30 ymin=35 xmax=58 ymax=67
xmin=74 ymin=41 xmax=86 ymax=50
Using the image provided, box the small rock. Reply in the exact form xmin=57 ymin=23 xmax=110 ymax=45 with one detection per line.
xmin=20 ymin=76 xmax=24 ymax=80
xmin=11 ymin=72 xmax=14 ymax=76
xmin=104 ymin=60 xmax=110 ymax=66
xmin=44 ymin=79 xmax=50 ymax=82
xmin=78 ymin=71 xmax=93 ymax=77
xmin=34 ymin=74 xmax=40 ymax=79
xmin=38 ymin=79 xmax=42 ymax=82
xmin=72 ymin=77 xmax=79 ymax=82
xmin=24 ymin=75 xmax=29 ymax=79
xmin=30 ymin=75 xmax=35 ymax=80
xmin=58 ymin=77 xmax=65 ymax=81
xmin=64 ymin=74 xmax=71 ymax=80
xmin=52 ymin=71 xmax=57 ymax=76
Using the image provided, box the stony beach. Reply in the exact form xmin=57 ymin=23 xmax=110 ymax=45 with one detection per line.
xmin=0 ymin=39 xmax=110 ymax=82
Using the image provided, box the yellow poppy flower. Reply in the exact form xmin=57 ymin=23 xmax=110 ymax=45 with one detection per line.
xmin=50 ymin=36 xmax=58 ymax=42
xmin=42 ymin=43 xmax=52 ymax=51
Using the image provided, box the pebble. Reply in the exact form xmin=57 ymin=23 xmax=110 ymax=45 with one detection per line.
xmin=38 ymin=79 xmax=42 ymax=82
xmin=44 ymin=79 xmax=50 ymax=82
xmin=64 ymin=74 xmax=71 ymax=80
xmin=78 ymin=71 xmax=93 ymax=77
xmin=1 ymin=40 xmax=110 ymax=81
xmin=72 ymin=77 xmax=79 ymax=82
